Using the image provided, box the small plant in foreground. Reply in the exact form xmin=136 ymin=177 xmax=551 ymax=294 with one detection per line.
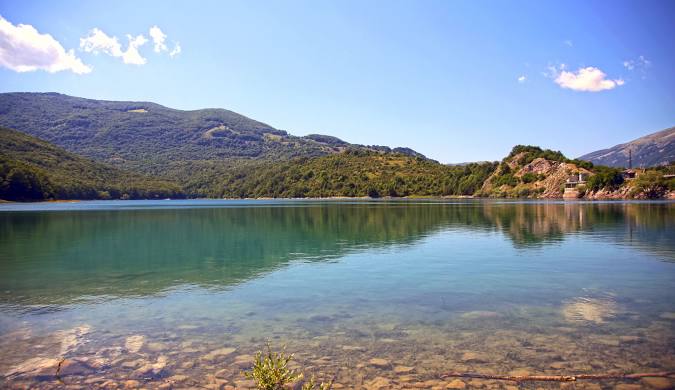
xmin=244 ymin=343 xmax=332 ymax=390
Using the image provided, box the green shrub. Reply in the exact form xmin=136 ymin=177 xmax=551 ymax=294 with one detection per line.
xmin=631 ymin=171 xmax=668 ymax=199
xmin=244 ymin=344 xmax=332 ymax=390
xmin=521 ymin=172 xmax=538 ymax=183
xmin=586 ymin=167 xmax=624 ymax=191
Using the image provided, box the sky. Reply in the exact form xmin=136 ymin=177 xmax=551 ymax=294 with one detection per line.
xmin=0 ymin=0 xmax=674 ymax=163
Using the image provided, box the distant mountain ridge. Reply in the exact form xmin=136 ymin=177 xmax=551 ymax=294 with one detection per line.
xmin=0 ymin=92 xmax=426 ymax=180
xmin=578 ymin=127 xmax=675 ymax=168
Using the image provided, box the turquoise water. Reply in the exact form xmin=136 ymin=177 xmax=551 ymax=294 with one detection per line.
xmin=0 ymin=200 xmax=674 ymax=389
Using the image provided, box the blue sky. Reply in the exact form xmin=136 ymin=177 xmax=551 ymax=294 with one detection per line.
xmin=0 ymin=0 xmax=673 ymax=163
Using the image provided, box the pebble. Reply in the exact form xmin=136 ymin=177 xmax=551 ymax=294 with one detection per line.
xmin=125 ymin=335 xmax=145 ymax=353
xmin=615 ymin=385 xmax=644 ymax=390
xmin=368 ymin=358 xmax=390 ymax=368
xmin=393 ymin=365 xmax=414 ymax=374
xmin=459 ymin=351 xmax=489 ymax=363
xmin=123 ymin=380 xmax=140 ymax=389
xmin=445 ymin=379 xmax=466 ymax=389
xmin=4 ymin=357 xmax=60 ymax=377
xmin=641 ymin=377 xmax=674 ymax=390
xmin=202 ymin=347 xmax=237 ymax=361
xmin=167 ymin=374 xmax=189 ymax=382
xmin=364 ymin=376 xmax=390 ymax=390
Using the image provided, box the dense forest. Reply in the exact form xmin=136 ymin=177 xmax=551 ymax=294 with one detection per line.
xmin=207 ymin=150 xmax=497 ymax=198
xmin=0 ymin=127 xmax=183 ymax=201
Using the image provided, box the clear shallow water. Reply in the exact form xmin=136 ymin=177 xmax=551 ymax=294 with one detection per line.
xmin=0 ymin=200 xmax=674 ymax=389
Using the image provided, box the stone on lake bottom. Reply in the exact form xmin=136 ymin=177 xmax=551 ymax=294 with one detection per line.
xmin=459 ymin=351 xmax=489 ymax=363
xmin=202 ymin=347 xmax=237 ymax=360
xmin=5 ymin=357 xmax=60 ymax=378
xmin=125 ymin=335 xmax=145 ymax=353
xmin=615 ymin=384 xmax=645 ymax=390
xmin=167 ymin=374 xmax=189 ymax=383
xmin=368 ymin=358 xmax=390 ymax=368
xmin=659 ymin=312 xmax=675 ymax=320
xmin=393 ymin=365 xmax=414 ymax=374
xmin=446 ymin=379 xmax=466 ymax=389
xmin=123 ymin=380 xmax=140 ymax=389
xmin=641 ymin=377 xmax=675 ymax=390
xmin=364 ymin=376 xmax=390 ymax=390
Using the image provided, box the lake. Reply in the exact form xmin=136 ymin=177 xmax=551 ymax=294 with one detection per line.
xmin=0 ymin=200 xmax=674 ymax=389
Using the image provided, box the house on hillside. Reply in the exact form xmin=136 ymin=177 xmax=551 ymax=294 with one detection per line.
xmin=563 ymin=172 xmax=589 ymax=198
xmin=622 ymin=169 xmax=638 ymax=180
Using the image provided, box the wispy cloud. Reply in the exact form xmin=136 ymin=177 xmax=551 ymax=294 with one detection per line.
xmin=547 ymin=64 xmax=624 ymax=92
xmin=0 ymin=15 xmax=91 ymax=74
xmin=80 ymin=28 xmax=148 ymax=65
xmin=80 ymin=26 xmax=179 ymax=65
xmin=563 ymin=40 xmax=573 ymax=47
xmin=169 ymin=42 xmax=181 ymax=58
xmin=517 ymin=75 xmax=526 ymax=83
xmin=623 ymin=55 xmax=650 ymax=78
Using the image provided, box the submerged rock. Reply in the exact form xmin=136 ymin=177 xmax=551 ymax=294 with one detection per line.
xmin=5 ymin=357 xmax=60 ymax=378
xmin=125 ymin=335 xmax=145 ymax=353
xmin=393 ymin=365 xmax=414 ymax=374
xmin=232 ymin=354 xmax=255 ymax=369
xmin=445 ymin=379 xmax=466 ymax=389
xmin=562 ymin=297 xmax=617 ymax=324
xmin=202 ymin=347 xmax=237 ymax=361
xmin=364 ymin=376 xmax=390 ymax=390
xmin=659 ymin=312 xmax=675 ymax=320
xmin=459 ymin=311 xmax=501 ymax=320
xmin=368 ymin=358 xmax=390 ymax=368
xmin=134 ymin=355 xmax=168 ymax=376
xmin=56 ymin=325 xmax=92 ymax=356
xmin=459 ymin=351 xmax=489 ymax=363
xmin=641 ymin=377 xmax=675 ymax=390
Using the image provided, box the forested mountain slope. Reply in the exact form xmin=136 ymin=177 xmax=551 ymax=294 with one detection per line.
xmin=0 ymin=127 xmax=182 ymax=201
xmin=0 ymin=92 xmax=425 ymax=181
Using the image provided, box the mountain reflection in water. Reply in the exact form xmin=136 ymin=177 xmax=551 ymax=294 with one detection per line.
xmin=0 ymin=200 xmax=673 ymax=306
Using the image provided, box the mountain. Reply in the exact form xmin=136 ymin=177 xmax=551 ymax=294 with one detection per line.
xmin=578 ymin=127 xmax=675 ymax=168
xmin=0 ymin=126 xmax=182 ymax=201
xmin=0 ymin=93 xmax=426 ymax=181
xmin=479 ymin=145 xmax=594 ymax=198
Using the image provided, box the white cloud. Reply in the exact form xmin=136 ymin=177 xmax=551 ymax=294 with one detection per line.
xmin=623 ymin=55 xmax=650 ymax=79
xmin=564 ymin=40 xmax=573 ymax=47
xmin=79 ymin=28 xmax=123 ymax=57
xmin=548 ymin=65 xmax=624 ymax=92
xmin=80 ymin=28 xmax=148 ymax=65
xmin=123 ymin=34 xmax=148 ymax=65
xmin=517 ymin=75 xmax=526 ymax=83
xmin=0 ymin=15 xmax=91 ymax=74
xmin=149 ymin=25 xmax=167 ymax=53
xmin=169 ymin=42 xmax=181 ymax=58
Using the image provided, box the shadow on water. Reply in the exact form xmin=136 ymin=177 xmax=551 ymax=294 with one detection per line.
xmin=0 ymin=200 xmax=673 ymax=306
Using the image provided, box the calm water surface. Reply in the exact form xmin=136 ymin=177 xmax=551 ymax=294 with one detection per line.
xmin=0 ymin=200 xmax=674 ymax=389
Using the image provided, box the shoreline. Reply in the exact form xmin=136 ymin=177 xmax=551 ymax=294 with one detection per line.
xmin=2 ymin=195 xmax=674 ymax=204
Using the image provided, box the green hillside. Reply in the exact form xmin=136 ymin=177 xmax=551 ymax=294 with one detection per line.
xmin=208 ymin=150 xmax=497 ymax=198
xmin=0 ymin=92 xmax=426 ymax=182
xmin=0 ymin=127 xmax=183 ymax=201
